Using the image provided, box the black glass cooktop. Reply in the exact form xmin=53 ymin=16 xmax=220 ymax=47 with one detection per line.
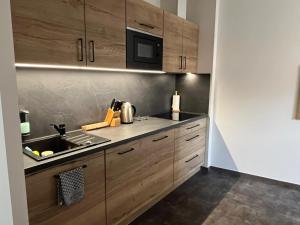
xmin=153 ymin=112 xmax=202 ymax=121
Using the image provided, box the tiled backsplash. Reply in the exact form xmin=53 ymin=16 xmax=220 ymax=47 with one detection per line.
xmin=17 ymin=68 xmax=176 ymax=138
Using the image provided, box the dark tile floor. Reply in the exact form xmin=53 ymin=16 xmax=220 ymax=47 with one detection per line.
xmin=130 ymin=167 xmax=300 ymax=225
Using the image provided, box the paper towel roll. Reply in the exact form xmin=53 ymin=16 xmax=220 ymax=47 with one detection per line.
xmin=172 ymin=91 xmax=180 ymax=112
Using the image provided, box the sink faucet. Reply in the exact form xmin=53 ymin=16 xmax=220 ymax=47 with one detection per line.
xmin=50 ymin=124 xmax=66 ymax=136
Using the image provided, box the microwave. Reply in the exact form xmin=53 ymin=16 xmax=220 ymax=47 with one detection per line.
xmin=126 ymin=28 xmax=163 ymax=70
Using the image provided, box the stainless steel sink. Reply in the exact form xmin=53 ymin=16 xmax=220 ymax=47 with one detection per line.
xmin=23 ymin=131 xmax=110 ymax=161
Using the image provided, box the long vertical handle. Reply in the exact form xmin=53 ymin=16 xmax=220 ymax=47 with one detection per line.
xmin=89 ymin=40 xmax=95 ymax=62
xmin=77 ymin=38 xmax=83 ymax=62
xmin=179 ymin=56 xmax=183 ymax=69
xmin=183 ymin=56 xmax=187 ymax=70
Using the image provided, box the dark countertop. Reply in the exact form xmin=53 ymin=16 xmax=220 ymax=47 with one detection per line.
xmin=23 ymin=114 xmax=208 ymax=175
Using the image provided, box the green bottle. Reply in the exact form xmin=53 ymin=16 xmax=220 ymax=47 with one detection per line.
xmin=19 ymin=110 xmax=30 ymax=136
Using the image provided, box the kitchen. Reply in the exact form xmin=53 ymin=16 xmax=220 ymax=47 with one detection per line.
xmin=11 ymin=0 xmax=212 ymax=224
xmin=2 ymin=0 xmax=300 ymax=225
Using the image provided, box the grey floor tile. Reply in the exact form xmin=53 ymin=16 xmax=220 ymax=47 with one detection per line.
xmin=130 ymin=168 xmax=300 ymax=225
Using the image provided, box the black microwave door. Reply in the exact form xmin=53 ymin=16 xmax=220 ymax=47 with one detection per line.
xmin=127 ymin=30 xmax=162 ymax=70
xmin=134 ymin=38 xmax=159 ymax=64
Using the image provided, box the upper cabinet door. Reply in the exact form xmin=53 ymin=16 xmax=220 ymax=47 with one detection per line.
xmin=163 ymin=11 xmax=184 ymax=73
xmin=126 ymin=0 xmax=163 ymax=36
xmin=183 ymin=20 xmax=199 ymax=73
xmin=85 ymin=0 xmax=126 ymax=68
xmin=11 ymin=0 xmax=86 ymax=66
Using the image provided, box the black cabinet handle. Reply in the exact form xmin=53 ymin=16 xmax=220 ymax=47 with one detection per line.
xmin=89 ymin=40 xmax=95 ymax=62
xmin=186 ymin=135 xmax=200 ymax=142
xmin=152 ymin=135 xmax=168 ymax=142
xmin=179 ymin=56 xmax=183 ymax=69
xmin=138 ymin=22 xmax=155 ymax=29
xmin=77 ymin=38 xmax=84 ymax=62
xmin=186 ymin=124 xmax=200 ymax=130
xmin=185 ymin=155 xmax=199 ymax=163
xmin=183 ymin=56 xmax=187 ymax=70
xmin=118 ymin=148 xmax=135 ymax=155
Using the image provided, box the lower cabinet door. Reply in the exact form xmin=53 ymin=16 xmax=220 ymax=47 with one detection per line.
xmin=25 ymin=153 xmax=106 ymax=225
xmin=106 ymin=141 xmax=147 ymax=225
xmin=141 ymin=129 xmax=175 ymax=202
xmin=106 ymin=130 xmax=175 ymax=225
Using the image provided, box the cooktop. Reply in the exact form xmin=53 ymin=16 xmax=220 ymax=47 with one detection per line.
xmin=152 ymin=112 xmax=203 ymax=121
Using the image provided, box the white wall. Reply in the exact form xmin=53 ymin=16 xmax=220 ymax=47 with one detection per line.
xmin=177 ymin=0 xmax=186 ymax=19
xmin=211 ymin=0 xmax=300 ymax=185
xmin=144 ymin=0 xmax=161 ymax=7
xmin=187 ymin=0 xmax=216 ymax=74
xmin=161 ymin=0 xmax=177 ymax=14
xmin=0 ymin=0 xmax=29 ymax=224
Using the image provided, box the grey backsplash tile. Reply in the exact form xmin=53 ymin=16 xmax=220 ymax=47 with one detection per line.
xmin=17 ymin=69 xmax=210 ymax=139
xmin=17 ymin=68 xmax=176 ymax=138
xmin=176 ymin=73 xmax=211 ymax=114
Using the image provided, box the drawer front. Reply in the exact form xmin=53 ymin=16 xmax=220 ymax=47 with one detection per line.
xmin=175 ymin=129 xmax=206 ymax=161
xmin=174 ymin=150 xmax=205 ymax=183
xmin=175 ymin=118 xmax=207 ymax=138
xmin=126 ymin=0 xmax=163 ymax=36
xmin=106 ymin=140 xmax=147 ymax=225
xmin=141 ymin=129 xmax=175 ymax=150
xmin=26 ymin=153 xmax=106 ymax=225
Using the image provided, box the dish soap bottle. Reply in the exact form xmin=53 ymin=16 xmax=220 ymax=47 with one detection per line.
xmin=20 ymin=109 xmax=30 ymax=140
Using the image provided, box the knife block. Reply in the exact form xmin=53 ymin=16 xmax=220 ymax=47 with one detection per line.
xmin=110 ymin=111 xmax=121 ymax=127
xmin=81 ymin=109 xmax=121 ymax=131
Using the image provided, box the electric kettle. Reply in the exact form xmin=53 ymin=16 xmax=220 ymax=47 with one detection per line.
xmin=120 ymin=102 xmax=136 ymax=124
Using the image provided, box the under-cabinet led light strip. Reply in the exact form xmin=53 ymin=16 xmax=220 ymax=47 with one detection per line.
xmin=15 ymin=63 xmax=166 ymax=74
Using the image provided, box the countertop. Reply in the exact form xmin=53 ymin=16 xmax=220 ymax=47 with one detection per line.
xmin=23 ymin=114 xmax=208 ymax=175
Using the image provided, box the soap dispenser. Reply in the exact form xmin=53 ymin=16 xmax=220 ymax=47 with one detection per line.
xmin=19 ymin=109 xmax=30 ymax=138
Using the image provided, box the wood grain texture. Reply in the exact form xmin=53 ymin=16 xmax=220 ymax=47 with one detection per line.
xmin=140 ymin=129 xmax=174 ymax=206
xmin=126 ymin=0 xmax=163 ymax=36
xmin=163 ymin=11 xmax=184 ymax=73
xmin=174 ymin=150 xmax=205 ymax=184
xmin=11 ymin=0 xmax=86 ymax=65
xmin=85 ymin=0 xmax=126 ymax=68
xmin=183 ymin=20 xmax=199 ymax=73
xmin=174 ymin=119 xmax=207 ymax=184
xmin=106 ymin=129 xmax=174 ymax=225
xmin=106 ymin=141 xmax=146 ymax=225
xmin=25 ymin=153 xmax=106 ymax=225
xmin=175 ymin=129 xmax=206 ymax=161
xmin=175 ymin=118 xmax=207 ymax=139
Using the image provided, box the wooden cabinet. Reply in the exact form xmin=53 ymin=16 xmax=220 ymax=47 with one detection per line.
xmin=25 ymin=119 xmax=207 ymax=225
xmin=11 ymin=0 xmax=126 ymax=68
xmin=126 ymin=0 xmax=164 ymax=36
xmin=106 ymin=141 xmax=146 ymax=225
xmin=25 ymin=152 xmax=106 ymax=225
xmin=174 ymin=119 xmax=207 ymax=184
xmin=106 ymin=129 xmax=174 ymax=225
xmin=175 ymin=119 xmax=207 ymax=139
xmin=141 ymin=129 xmax=174 ymax=204
xmin=11 ymin=0 xmax=86 ymax=66
xmin=163 ymin=11 xmax=184 ymax=73
xmin=183 ymin=21 xmax=199 ymax=73
xmin=163 ymin=12 xmax=199 ymax=73
xmin=85 ymin=0 xmax=126 ymax=68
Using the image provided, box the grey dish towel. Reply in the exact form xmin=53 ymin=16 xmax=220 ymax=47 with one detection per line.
xmin=57 ymin=167 xmax=85 ymax=207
